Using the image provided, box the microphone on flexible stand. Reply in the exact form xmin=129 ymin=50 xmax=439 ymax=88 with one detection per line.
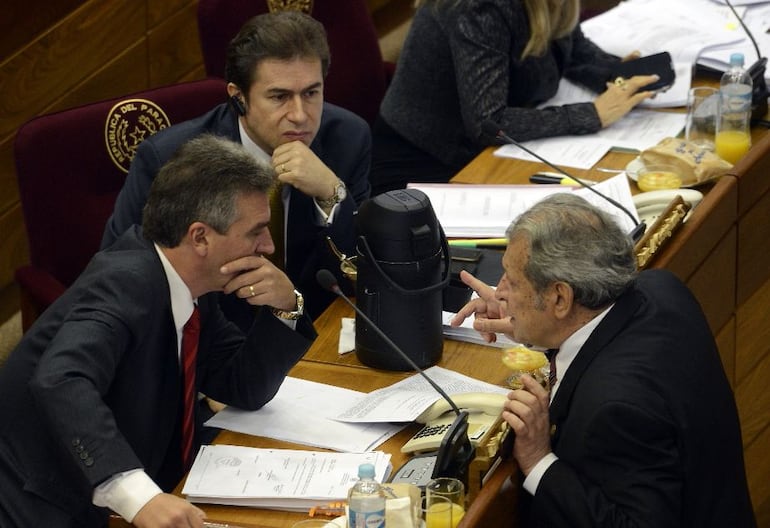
xmin=316 ymin=269 xmax=475 ymax=484
xmin=480 ymin=119 xmax=647 ymax=242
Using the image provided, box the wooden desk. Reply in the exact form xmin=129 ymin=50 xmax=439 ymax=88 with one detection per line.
xmin=123 ymin=306 xmax=516 ymax=528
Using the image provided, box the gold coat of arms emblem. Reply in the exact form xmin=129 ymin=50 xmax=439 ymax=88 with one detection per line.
xmin=104 ymin=99 xmax=171 ymax=173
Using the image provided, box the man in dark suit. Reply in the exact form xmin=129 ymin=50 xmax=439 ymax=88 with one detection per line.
xmin=0 ymin=135 xmax=316 ymax=527
xmin=102 ymin=10 xmax=371 ymax=323
xmin=452 ymin=193 xmax=755 ymax=527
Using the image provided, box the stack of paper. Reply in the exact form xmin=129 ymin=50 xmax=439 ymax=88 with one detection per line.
xmin=442 ymin=311 xmax=517 ymax=348
xmin=408 ymin=173 xmax=639 ymax=238
xmin=183 ymin=445 xmax=391 ymax=511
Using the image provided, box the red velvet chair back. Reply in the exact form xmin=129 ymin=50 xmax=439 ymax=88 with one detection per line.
xmin=197 ymin=0 xmax=391 ymax=124
xmin=14 ymin=78 xmax=227 ymax=330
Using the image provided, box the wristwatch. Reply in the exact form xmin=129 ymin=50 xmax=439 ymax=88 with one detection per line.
xmin=317 ymin=179 xmax=347 ymax=208
xmin=271 ymin=289 xmax=305 ymax=320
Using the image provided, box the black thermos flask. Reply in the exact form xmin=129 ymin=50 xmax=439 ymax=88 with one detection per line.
xmin=354 ymin=189 xmax=450 ymax=371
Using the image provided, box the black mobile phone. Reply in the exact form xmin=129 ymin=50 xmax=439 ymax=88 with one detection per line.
xmin=610 ymin=51 xmax=676 ymax=92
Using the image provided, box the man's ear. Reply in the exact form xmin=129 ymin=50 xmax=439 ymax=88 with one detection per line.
xmin=188 ymin=222 xmax=210 ymax=256
xmin=551 ymin=281 xmax=574 ymax=319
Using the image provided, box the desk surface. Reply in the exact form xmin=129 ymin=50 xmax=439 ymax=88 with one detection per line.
xmin=161 ymin=303 xmax=513 ymax=528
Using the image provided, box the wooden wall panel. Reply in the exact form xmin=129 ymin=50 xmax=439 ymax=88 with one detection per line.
xmin=0 ymin=142 xmax=18 ymax=214
xmin=650 ymin=175 xmax=737 ymax=281
xmin=0 ymin=1 xmax=146 ymax=140
xmin=50 ymin=44 xmax=152 ymax=114
xmin=0 ymin=0 xmax=84 ymax=59
xmin=148 ymin=3 xmax=205 ymax=85
xmin=0 ymin=206 xmax=29 ymax=290
xmin=737 ymin=189 xmax=770 ymax=307
xmin=736 ymin=275 xmax=770 ymax=387
xmin=715 ymin=317 xmax=735 ymax=388
xmin=0 ymin=0 xmax=204 ymax=299
xmin=683 ymin=226 xmax=736 ymax=337
xmin=149 ymin=0 xmax=192 ymax=27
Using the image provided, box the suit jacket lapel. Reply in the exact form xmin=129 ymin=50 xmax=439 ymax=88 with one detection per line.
xmin=549 ymin=282 xmax=644 ymax=446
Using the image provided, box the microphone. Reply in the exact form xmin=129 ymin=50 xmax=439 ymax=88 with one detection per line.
xmin=723 ymin=0 xmax=769 ymax=123
xmin=481 ymin=119 xmax=647 ymax=242
xmin=316 ymin=269 xmax=475 ymax=483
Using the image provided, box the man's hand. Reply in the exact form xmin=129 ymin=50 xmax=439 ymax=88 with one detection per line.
xmin=502 ymin=375 xmax=553 ymax=476
xmin=272 ymin=141 xmax=338 ymax=202
xmin=594 ymin=74 xmax=658 ymax=128
xmin=132 ymin=493 xmax=205 ymax=528
xmin=221 ymin=256 xmax=297 ymax=311
xmin=449 ymin=270 xmax=511 ymax=342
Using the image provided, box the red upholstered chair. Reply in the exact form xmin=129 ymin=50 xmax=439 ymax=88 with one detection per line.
xmin=14 ymin=78 xmax=227 ymax=331
xmin=197 ymin=0 xmax=394 ymax=125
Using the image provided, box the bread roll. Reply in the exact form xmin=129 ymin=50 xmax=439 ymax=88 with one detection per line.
xmin=502 ymin=346 xmax=549 ymax=390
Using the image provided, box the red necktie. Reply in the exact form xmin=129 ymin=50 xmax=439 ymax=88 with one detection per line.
xmin=181 ymin=305 xmax=200 ymax=469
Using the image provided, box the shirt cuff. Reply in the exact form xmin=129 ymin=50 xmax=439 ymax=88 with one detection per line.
xmin=313 ymin=199 xmax=339 ymax=225
xmin=522 ymin=452 xmax=559 ymax=495
xmin=92 ymin=469 xmax=162 ymax=523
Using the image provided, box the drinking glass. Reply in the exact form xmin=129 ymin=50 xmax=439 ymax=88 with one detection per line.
xmin=685 ymin=86 xmax=718 ymax=151
xmin=422 ymin=495 xmax=453 ymax=528
xmin=424 ymin=477 xmax=465 ymax=528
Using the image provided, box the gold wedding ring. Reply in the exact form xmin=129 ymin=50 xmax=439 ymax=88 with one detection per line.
xmin=249 ymin=284 xmax=256 ymax=297
xmin=614 ymin=76 xmax=628 ymax=91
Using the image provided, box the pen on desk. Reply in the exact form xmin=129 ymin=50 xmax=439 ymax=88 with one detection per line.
xmin=449 ymin=238 xmax=508 ymax=248
xmin=529 ymin=173 xmax=598 ymax=185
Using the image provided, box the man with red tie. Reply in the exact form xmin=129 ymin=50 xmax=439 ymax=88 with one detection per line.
xmin=0 ymin=135 xmax=316 ymax=527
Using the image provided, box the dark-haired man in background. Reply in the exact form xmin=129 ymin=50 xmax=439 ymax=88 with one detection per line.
xmin=102 ymin=10 xmax=370 ymax=324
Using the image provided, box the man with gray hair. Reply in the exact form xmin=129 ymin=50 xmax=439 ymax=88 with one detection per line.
xmin=0 ymin=135 xmax=315 ymax=527
xmin=452 ymin=193 xmax=755 ymax=527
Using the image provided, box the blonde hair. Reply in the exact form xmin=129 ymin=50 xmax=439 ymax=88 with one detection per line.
xmin=414 ymin=0 xmax=580 ymax=59
xmin=522 ymin=0 xmax=580 ymax=58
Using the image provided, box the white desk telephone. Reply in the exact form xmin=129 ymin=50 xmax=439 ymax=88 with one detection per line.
xmin=400 ymin=392 xmax=507 ymax=454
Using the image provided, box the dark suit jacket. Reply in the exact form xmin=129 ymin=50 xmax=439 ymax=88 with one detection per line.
xmin=101 ymin=102 xmax=371 ymax=321
xmin=527 ymin=269 xmax=755 ymax=527
xmin=0 ymin=227 xmax=315 ymax=526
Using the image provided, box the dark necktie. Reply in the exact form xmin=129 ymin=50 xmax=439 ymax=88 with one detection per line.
xmin=546 ymin=348 xmax=559 ymax=389
xmin=181 ymin=305 xmax=200 ymax=470
xmin=268 ymin=183 xmax=285 ymax=269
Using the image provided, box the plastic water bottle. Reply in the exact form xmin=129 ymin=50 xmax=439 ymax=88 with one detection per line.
xmin=347 ymin=463 xmax=386 ymax=528
xmin=715 ymin=52 xmax=752 ymax=164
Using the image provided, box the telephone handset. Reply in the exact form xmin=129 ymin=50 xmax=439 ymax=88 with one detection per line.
xmin=633 ymin=188 xmax=703 ymax=226
xmin=401 ymin=392 xmax=507 ymax=454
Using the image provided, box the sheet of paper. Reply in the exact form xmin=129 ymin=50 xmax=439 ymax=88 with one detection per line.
xmin=594 ymin=110 xmax=687 ymax=152
xmin=407 ymin=183 xmax=566 ymax=238
xmin=183 ymin=445 xmax=390 ymax=510
xmin=573 ymin=173 xmax=640 ymax=234
xmin=335 ymin=366 xmax=510 ymax=423
xmin=205 ymin=377 xmax=405 ymax=452
xmin=698 ymin=3 xmax=770 ymax=79
xmin=581 ymin=0 xmax=743 ymax=64
xmin=493 ymin=136 xmax=611 ymax=170
xmin=442 ymin=311 xmax=517 ymax=348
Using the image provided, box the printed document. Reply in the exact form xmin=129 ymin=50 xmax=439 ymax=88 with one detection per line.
xmin=183 ymin=445 xmax=390 ymax=510
xmin=205 ymin=377 xmax=405 ymax=452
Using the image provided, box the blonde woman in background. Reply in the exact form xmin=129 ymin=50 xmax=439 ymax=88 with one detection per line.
xmin=370 ymin=0 xmax=657 ymax=194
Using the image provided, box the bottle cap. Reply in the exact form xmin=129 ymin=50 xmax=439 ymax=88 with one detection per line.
xmin=358 ymin=463 xmax=376 ymax=479
xmin=730 ymin=53 xmax=745 ymax=67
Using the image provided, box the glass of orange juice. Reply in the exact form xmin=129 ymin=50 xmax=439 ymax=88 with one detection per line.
xmin=422 ymin=495 xmax=453 ymax=528
xmin=425 ymin=477 xmax=465 ymax=528
xmin=715 ymin=130 xmax=751 ymax=164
